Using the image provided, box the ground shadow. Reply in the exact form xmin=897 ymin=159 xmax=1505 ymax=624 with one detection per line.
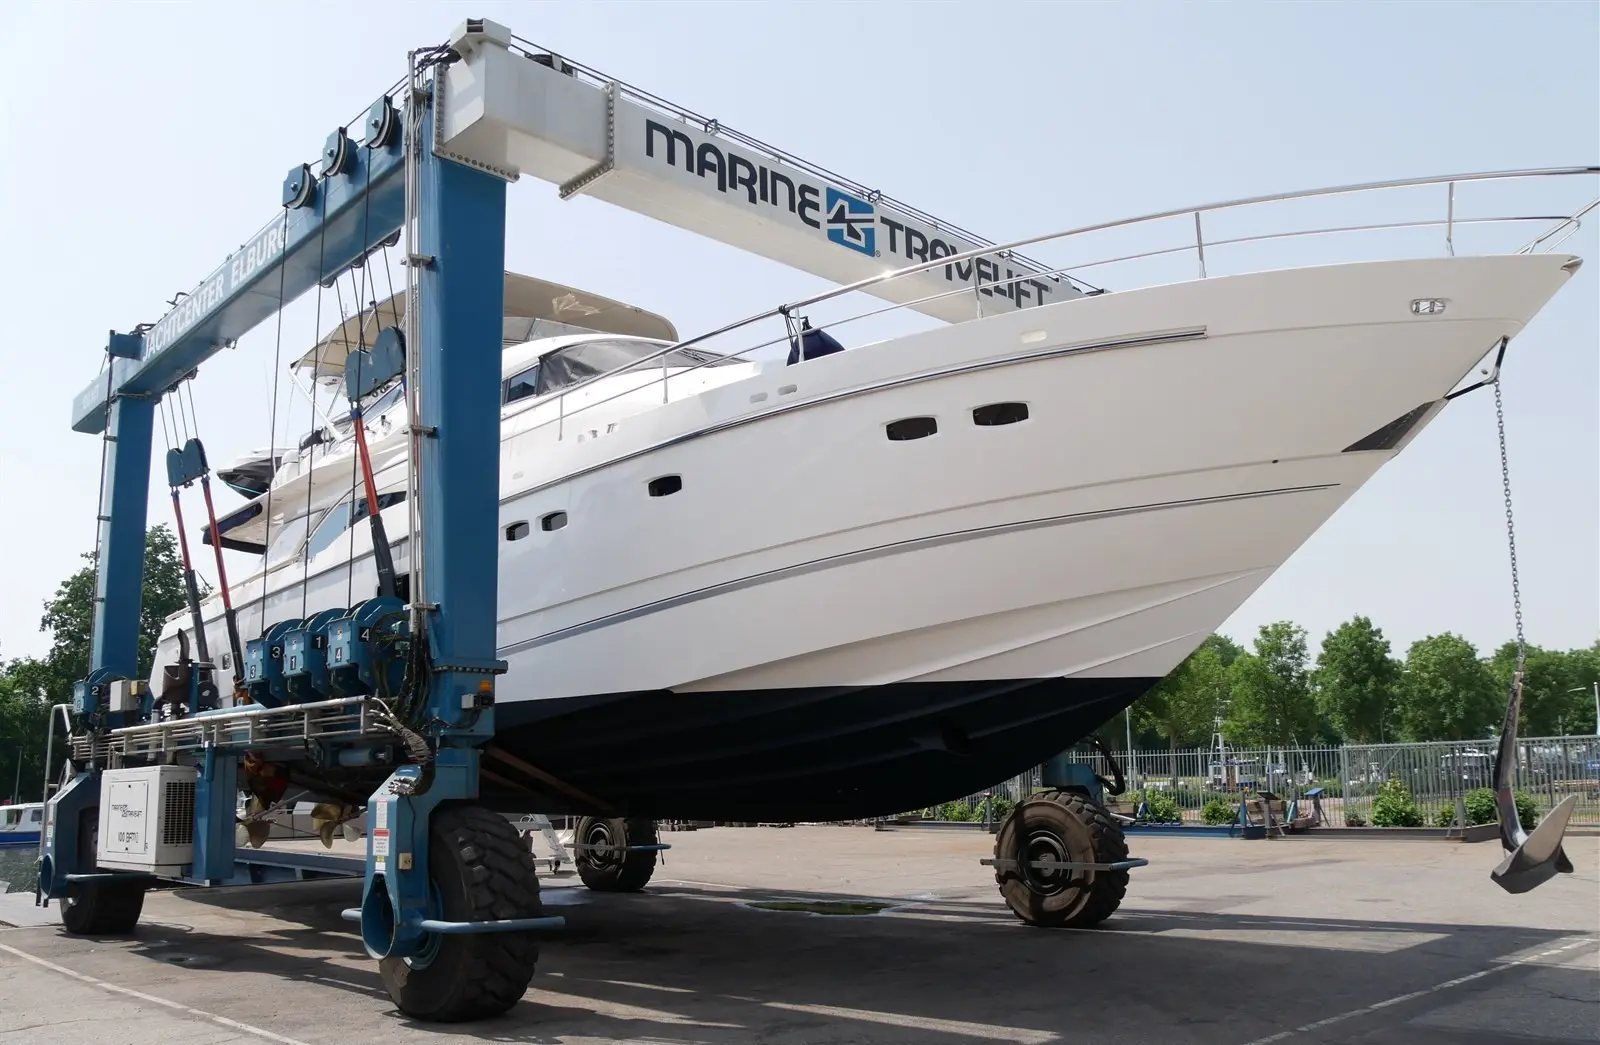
xmin=77 ymin=873 xmax=1599 ymax=1045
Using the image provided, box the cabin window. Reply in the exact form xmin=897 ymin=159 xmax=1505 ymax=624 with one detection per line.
xmin=305 ymin=491 xmax=408 ymax=560
xmin=30 ymin=809 xmax=42 ymax=823
xmin=541 ymin=511 xmax=568 ymax=531
xmin=3 ymin=809 xmax=18 ymax=826
xmin=973 ymin=402 xmax=1029 ymax=426
xmin=505 ymin=521 xmax=530 ymax=541
xmin=503 ymin=363 xmax=541 ymax=405
xmin=886 ymin=416 xmax=938 ymax=441
xmin=648 ymin=475 xmax=683 ymax=497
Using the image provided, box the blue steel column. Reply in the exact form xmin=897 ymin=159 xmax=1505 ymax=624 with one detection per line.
xmin=360 ymin=100 xmax=507 ymax=961
xmin=416 ymin=108 xmax=508 ymax=734
xmin=90 ymin=392 xmax=156 ymax=678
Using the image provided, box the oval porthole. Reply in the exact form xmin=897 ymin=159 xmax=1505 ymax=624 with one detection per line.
xmin=973 ymin=402 xmax=1029 ymax=427
xmin=540 ymin=511 xmax=568 ymax=532
xmin=505 ymin=521 xmax=530 ymax=541
xmin=886 ymin=416 xmax=937 ymax=441
xmin=648 ymin=475 xmax=683 ymax=497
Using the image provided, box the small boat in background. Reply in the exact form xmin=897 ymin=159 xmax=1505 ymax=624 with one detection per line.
xmin=0 ymin=803 xmax=43 ymax=848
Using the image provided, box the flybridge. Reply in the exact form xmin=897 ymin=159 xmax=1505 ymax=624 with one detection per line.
xmin=434 ymin=21 xmax=1078 ymax=323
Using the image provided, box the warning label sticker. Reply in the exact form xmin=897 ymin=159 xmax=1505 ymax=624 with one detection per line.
xmin=372 ymin=828 xmax=390 ymax=857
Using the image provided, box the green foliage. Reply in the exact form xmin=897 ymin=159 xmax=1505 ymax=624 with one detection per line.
xmin=1315 ymin=616 xmax=1400 ymax=743
xmin=987 ymin=794 xmax=1016 ymax=823
xmin=1135 ymin=789 xmax=1182 ymax=824
xmin=35 ymin=526 xmax=193 ymax=699
xmin=1438 ymin=788 xmax=1538 ymax=828
xmin=1396 ymin=633 xmax=1500 ymax=741
xmin=0 ymin=527 xmax=192 ymax=801
xmin=1201 ymin=797 xmax=1238 ymax=825
xmin=1224 ymin=622 xmax=1318 ymax=746
xmin=1135 ymin=640 xmax=1231 ymax=749
xmin=1370 ymin=778 xmax=1424 ymax=827
xmin=933 ymin=800 xmax=974 ymax=822
xmin=1199 ymin=633 xmax=1245 ymax=669
xmin=1462 ymin=787 xmax=1499 ymax=826
xmin=1488 ymin=643 xmax=1600 ymax=737
xmin=1344 ymin=813 xmax=1367 ymax=827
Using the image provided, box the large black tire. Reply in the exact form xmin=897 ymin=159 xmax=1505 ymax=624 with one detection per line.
xmin=60 ymin=880 xmax=146 ymax=934
xmin=60 ymin=808 xmax=146 ymax=935
xmin=574 ymin=816 xmax=657 ymax=892
xmin=993 ymin=789 xmax=1128 ymax=928
xmin=380 ymin=805 xmax=542 ymax=1022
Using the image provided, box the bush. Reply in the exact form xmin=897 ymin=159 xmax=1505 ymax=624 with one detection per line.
xmin=1201 ymin=798 xmax=1238 ymax=826
xmin=987 ymin=794 xmax=1016 ymax=823
xmin=1370 ymin=778 xmax=1424 ymax=827
xmin=933 ymin=800 xmax=974 ymax=822
xmin=1137 ymin=789 xmax=1182 ymax=824
xmin=1459 ymin=787 xmax=1538 ymax=828
xmin=1345 ymin=813 xmax=1367 ymax=827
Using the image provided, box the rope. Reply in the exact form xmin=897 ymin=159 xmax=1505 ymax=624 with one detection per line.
xmin=258 ymin=207 xmax=292 ymax=638
xmin=1494 ymin=377 xmax=1526 ymax=694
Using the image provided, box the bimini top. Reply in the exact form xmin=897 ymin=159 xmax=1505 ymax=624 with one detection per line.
xmin=292 ymin=272 xmax=679 ymax=376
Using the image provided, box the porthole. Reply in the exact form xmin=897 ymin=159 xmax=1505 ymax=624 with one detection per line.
xmin=505 ymin=521 xmax=529 ymax=541
xmin=973 ymin=402 xmax=1029 ymax=427
xmin=541 ymin=511 xmax=568 ymax=531
xmin=648 ymin=475 xmax=683 ymax=497
xmin=886 ymin=416 xmax=938 ymax=441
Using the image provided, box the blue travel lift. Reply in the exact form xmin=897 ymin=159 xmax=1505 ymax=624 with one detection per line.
xmin=36 ymin=37 xmax=573 ymax=1021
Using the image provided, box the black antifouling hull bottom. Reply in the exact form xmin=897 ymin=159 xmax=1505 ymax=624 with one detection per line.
xmin=485 ymin=676 xmax=1157 ymax=822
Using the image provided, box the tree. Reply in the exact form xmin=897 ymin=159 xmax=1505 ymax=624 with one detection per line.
xmin=0 ymin=653 xmax=57 ymax=803
xmin=1314 ymin=616 xmax=1401 ymax=743
xmin=1396 ymin=633 xmax=1499 ymax=741
xmin=0 ymin=527 xmax=194 ymax=800
xmin=1224 ymin=622 xmax=1317 ymax=746
xmin=1488 ymin=642 xmax=1599 ymax=737
xmin=33 ymin=525 xmax=194 ymax=706
xmin=1199 ymin=633 xmax=1245 ymax=669
xmin=1134 ymin=639 xmax=1231 ymax=784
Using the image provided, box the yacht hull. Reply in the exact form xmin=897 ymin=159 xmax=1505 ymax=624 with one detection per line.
xmin=149 ymin=253 xmax=1581 ymax=822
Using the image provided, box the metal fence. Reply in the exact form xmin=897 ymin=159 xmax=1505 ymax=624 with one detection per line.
xmin=928 ymin=735 xmax=1600 ymax=828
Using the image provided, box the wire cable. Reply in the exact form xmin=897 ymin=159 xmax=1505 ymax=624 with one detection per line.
xmin=258 ymin=207 xmax=292 ymax=638
xmin=298 ymin=168 xmax=334 ymax=619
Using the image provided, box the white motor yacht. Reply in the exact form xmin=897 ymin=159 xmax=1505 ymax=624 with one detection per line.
xmin=146 ymin=178 xmax=1590 ymax=821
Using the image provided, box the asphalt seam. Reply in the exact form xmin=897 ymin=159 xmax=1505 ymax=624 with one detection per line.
xmin=1237 ymin=934 xmax=1598 ymax=1045
xmin=0 ymin=941 xmax=315 ymax=1045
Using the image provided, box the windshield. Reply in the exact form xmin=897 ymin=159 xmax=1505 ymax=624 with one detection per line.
xmin=305 ymin=491 xmax=407 ymax=560
xmin=264 ymin=510 xmax=317 ymax=564
xmin=538 ymin=338 xmax=737 ymax=396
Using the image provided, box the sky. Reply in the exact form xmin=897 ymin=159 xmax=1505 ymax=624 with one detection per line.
xmin=0 ymin=1 xmax=1595 ymax=666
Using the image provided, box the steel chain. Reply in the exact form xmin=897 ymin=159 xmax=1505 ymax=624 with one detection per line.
xmin=1494 ymin=377 xmax=1526 ymax=680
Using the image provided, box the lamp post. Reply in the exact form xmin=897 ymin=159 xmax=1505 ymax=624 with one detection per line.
xmin=1569 ymin=684 xmax=1600 ymax=737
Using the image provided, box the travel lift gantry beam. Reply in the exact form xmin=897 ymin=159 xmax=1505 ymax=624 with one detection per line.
xmin=42 ymin=18 xmax=1086 ymax=1023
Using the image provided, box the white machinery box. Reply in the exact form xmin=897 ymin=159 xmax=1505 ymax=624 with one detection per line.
xmin=96 ymin=765 xmax=197 ymax=875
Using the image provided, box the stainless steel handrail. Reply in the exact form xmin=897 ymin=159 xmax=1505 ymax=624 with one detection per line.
xmin=508 ymin=166 xmax=1595 ymax=441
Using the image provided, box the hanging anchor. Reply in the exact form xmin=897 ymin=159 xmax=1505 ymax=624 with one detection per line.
xmin=1482 ymin=353 xmax=1576 ymax=894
